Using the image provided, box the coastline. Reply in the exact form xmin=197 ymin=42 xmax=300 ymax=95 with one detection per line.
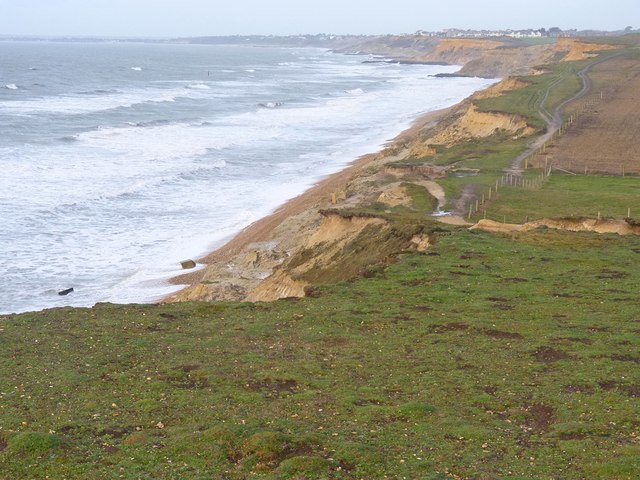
xmin=164 ymin=102 xmax=464 ymax=302
xmin=163 ymin=35 xmax=581 ymax=303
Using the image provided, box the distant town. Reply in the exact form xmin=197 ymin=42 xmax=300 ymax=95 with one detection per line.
xmin=416 ymin=26 xmax=637 ymax=38
xmin=1 ymin=26 xmax=636 ymax=45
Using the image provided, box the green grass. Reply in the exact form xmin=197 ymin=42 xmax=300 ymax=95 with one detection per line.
xmin=1 ymin=227 xmax=639 ymax=479
xmin=474 ymin=61 xmax=586 ymax=131
xmin=402 ymin=182 xmax=439 ymax=212
xmin=473 ymin=173 xmax=640 ymax=223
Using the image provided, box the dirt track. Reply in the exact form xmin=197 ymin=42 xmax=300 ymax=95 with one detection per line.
xmin=530 ymin=53 xmax=640 ymax=175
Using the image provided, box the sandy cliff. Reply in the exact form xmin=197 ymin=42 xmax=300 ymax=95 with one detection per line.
xmin=336 ymin=36 xmax=619 ymax=77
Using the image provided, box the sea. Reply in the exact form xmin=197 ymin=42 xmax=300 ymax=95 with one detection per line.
xmin=0 ymin=40 xmax=495 ymax=314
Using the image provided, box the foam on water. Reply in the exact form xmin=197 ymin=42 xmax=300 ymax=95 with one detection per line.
xmin=0 ymin=41 xmax=496 ymax=314
xmin=0 ymin=88 xmax=187 ymax=115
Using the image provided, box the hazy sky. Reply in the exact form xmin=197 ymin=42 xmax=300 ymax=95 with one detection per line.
xmin=0 ymin=0 xmax=636 ymax=37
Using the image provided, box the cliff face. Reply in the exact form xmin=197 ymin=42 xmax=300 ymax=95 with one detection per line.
xmin=399 ymin=76 xmax=534 ymax=159
xmin=247 ymin=214 xmax=387 ymax=301
xmin=337 ymin=36 xmax=559 ymax=77
xmin=556 ymin=38 xmax=619 ymax=61
xmin=337 ymin=36 xmax=620 ymax=78
xmin=456 ymin=44 xmax=558 ymax=77
xmin=416 ymin=38 xmax=505 ymax=65
xmin=429 ymin=104 xmax=534 ymax=145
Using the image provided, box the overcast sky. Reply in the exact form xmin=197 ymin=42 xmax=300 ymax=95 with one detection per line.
xmin=0 ymin=0 xmax=636 ymax=37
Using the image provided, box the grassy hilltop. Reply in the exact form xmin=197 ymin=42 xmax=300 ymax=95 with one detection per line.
xmin=1 ymin=36 xmax=639 ymax=479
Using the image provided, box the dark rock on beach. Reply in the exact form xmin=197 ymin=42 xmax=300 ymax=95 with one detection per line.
xmin=181 ymin=260 xmax=197 ymax=270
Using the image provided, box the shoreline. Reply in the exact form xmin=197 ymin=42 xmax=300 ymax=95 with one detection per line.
xmin=164 ymin=102 xmax=465 ymax=300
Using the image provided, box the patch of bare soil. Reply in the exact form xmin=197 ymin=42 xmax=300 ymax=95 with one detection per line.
xmin=522 ymin=403 xmax=556 ymax=433
xmin=246 ymin=379 xmax=299 ymax=398
xmin=481 ymin=328 xmax=523 ymax=340
xmin=598 ymin=380 xmax=640 ymax=397
xmin=530 ymin=54 xmax=640 ymax=175
xmin=471 ymin=217 xmax=640 ymax=236
xmin=533 ymin=346 xmax=573 ymax=363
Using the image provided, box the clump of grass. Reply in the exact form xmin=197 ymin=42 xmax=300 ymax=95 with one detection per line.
xmin=278 ymin=455 xmax=330 ymax=477
xmin=241 ymin=431 xmax=289 ymax=463
xmin=7 ymin=432 xmax=62 ymax=455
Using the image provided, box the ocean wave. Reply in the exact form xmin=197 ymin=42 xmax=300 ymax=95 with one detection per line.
xmin=79 ymin=88 xmax=120 ymax=95
xmin=346 ymin=88 xmax=364 ymax=95
xmin=0 ymin=89 xmax=183 ymax=115
xmin=74 ymin=121 xmax=282 ymax=164
xmin=131 ymin=67 xmax=143 ymax=71
xmin=124 ymin=119 xmax=171 ymax=128
xmin=4 ymin=84 xmax=18 ymax=90
xmin=177 ymin=163 xmax=227 ymax=181
xmin=258 ymin=101 xmax=284 ymax=109
xmin=185 ymin=83 xmax=210 ymax=90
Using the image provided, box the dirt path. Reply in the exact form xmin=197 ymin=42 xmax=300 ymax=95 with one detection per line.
xmin=420 ymin=180 xmax=446 ymax=210
xmin=508 ymin=53 xmax=622 ymax=174
xmin=536 ymin=52 xmax=640 ymax=175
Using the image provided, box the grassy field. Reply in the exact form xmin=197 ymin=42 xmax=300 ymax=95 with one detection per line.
xmin=2 ymin=40 xmax=639 ymax=480
xmin=473 ymin=174 xmax=639 ymax=224
xmin=1 ymin=222 xmax=639 ymax=479
xmin=0 ymin=196 xmax=640 ymax=479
